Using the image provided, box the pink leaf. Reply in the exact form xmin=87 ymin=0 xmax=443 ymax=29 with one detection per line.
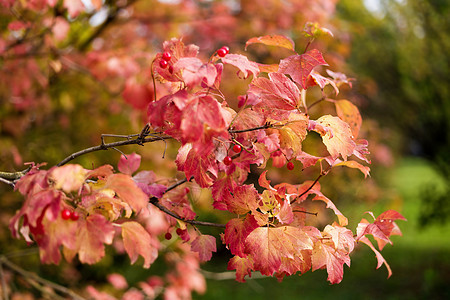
xmin=279 ymin=49 xmax=328 ymax=89
xmin=49 ymin=164 xmax=87 ymax=193
xmin=314 ymin=115 xmax=357 ymax=161
xmin=122 ymin=221 xmax=158 ymax=268
xmin=118 ymin=153 xmax=141 ymax=175
xmin=245 ymin=226 xmax=313 ymax=276
xmin=227 ymin=255 xmax=254 ymax=282
xmin=224 ymin=214 xmax=259 ymax=257
xmin=107 ymin=273 xmax=128 ymax=290
xmin=72 ymin=214 xmax=115 ymax=265
xmin=221 ymin=54 xmax=260 ymax=78
xmin=249 ymin=72 xmax=301 ymax=111
xmin=191 ymin=234 xmax=217 ymax=262
xmin=105 ymin=174 xmax=149 ymax=213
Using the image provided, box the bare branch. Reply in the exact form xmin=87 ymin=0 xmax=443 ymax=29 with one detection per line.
xmin=57 ymin=134 xmax=172 ymax=167
xmin=0 ymin=256 xmax=86 ymax=300
xmin=228 ymin=123 xmax=273 ymax=134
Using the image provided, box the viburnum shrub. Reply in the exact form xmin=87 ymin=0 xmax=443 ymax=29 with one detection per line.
xmin=3 ymin=24 xmax=406 ymax=298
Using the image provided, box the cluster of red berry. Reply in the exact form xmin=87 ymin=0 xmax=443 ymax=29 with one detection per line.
xmin=164 ymin=227 xmax=188 ymax=240
xmin=217 ymin=46 xmax=230 ymax=57
xmin=61 ymin=209 xmax=79 ymax=221
xmin=223 ymin=144 xmax=241 ymax=166
xmin=159 ymin=51 xmax=172 ymax=69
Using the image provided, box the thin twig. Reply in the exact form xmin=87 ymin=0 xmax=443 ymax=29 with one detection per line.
xmin=0 ymin=256 xmax=86 ymax=300
xmin=0 ymin=177 xmax=15 ymax=187
xmin=57 ymin=135 xmax=172 ymax=167
xmin=149 ymin=177 xmax=225 ymax=228
xmin=0 ymin=260 xmax=9 ymax=300
xmin=149 ymin=198 xmax=225 ymax=228
xmin=229 ymin=123 xmax=273 ymax=134
xmin=291 ymin=165 xmax=332 ymax=205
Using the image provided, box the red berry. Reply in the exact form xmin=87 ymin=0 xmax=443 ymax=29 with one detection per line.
xmin=287 ymin=161 xmax=295 ymax=170
xmin=164 ymin=232 xmax=172 ymax=240
xmin=232 ymin=144 xmax=242 ymax=153
xmin=223 ymin=156 xmax=233 ymax=166
xmin=217 ymin=48 xmax=228 ymax=57
xmin=70 ymin=211 xmax=79 ymax=221
xmin=162 ymin=52 xmax=172 ymax=61
xmin=61 ymin=209 xmax=71 ymax=220
xmin=185 ymin=187 xmax=190 ymax=194
xmin=221 ymin=46 xmax=230 ymax=54
xmin=159 ymin=60 xmax=168 ymax=69
xmin=168 ymin=65 xmax=174 ymax=74
xmin=176 ymin=228 xmax=184 ymax=236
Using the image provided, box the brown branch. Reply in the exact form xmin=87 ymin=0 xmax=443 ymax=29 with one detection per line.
xmin=228 ymin=123 xmax=273 ymax=134
xmin=57 ymin=134 xmax=172 ymax=167
xmin=149 ymin=198 xmax=225 ymax=228
xmin=149 ymin=177 xmax=225 ymax=228
xmin=0 ymin=256 xmax=86 ymax=300
xmin=291 ymin=165 xmax=332 ymax=204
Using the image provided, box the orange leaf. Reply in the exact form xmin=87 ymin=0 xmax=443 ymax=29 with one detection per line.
xmin=335 ymin=100 xmax=362 ymax=139
xmin=122 ymin=221 xmax=157 ymax=268
xmin=315 ymin=115 xmax=356 ymax=161
xmin=191 ymin=234 xmax=217 ymax=262
xmin=245 ymin=35 xmax=295 ymax=51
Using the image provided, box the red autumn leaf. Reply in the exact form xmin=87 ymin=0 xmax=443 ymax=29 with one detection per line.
xmin=356 ymin=210 xmax=406 ymax=250
xmin=191 ymin=234 xmax=217 ymax=262
xmin=49 ymin=164 xmax=87 ymax=193
xmin=275 ymin=199 xmax=294 ymax=225
xmin=323 ymin=224 xmax=355 ymax=253
xmin=66 ymin=214 xmax=115 ymax=265
xmin=220 ymin=53 xmax=260 ymax=79
xmin=122 ymin=221 xmax=158 ymax=268
xmin=9 ymin=189 xmax=63 ymax=242
xmin=118 ymin=153 xmax=141 ymax=175
xmin=86 ymin=164 xmax=114 ymax=180
xmin=223 ymin=184 xmax=261 ymax=215
xmin=335 ymin=99 xmax=362 ymax=139
xmin=245 ymin=35 xmax=295 ymax=51
xmin=224 ymin=214 xmax=259 ymax=257
xmin=227 ymin=255 xmax=254 ymax=283
xmin=311 ymin=115 xmax=357 ymax=161
xmin=37 ymin=207 xmax=78 ymax=264
xmin=279 ymin=49 xmax=328 ymax=89
xmin=353 ymin=139 xmax=371 ymax=164
xmin=277 ymin=113 xmax=309 ymax=157
xmin=311 ymin=239 xmax=350 ymax=284
xmin=308 ymin=71 xmax=339 ymax=94
xmin=358 ymin=236 xmax=392 ymax=278
xmin=249 ymin=72 xmax=302 ymax=111
xmin=174 ymin=58 xmax=217 ymax=88
xmin=105 ymin=174 xmax=149 ymax=214
xmin=176 ymin=144 xmax=218 ymax=188
xmin=296 ymin=151 xmax=322 ymax=169
xmin=180 ymin=95 xmax=227 ymax=144
xmin=211 ymin=172 xmax=237 ymax=210
xmin=245 ymin=226 xmax=314 ymax=276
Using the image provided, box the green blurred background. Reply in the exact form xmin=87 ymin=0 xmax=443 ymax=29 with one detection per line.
xmin=1 ymin=0 xmax=449 ymax=299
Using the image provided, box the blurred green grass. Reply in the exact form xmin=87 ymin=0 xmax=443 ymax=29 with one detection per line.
xmin=198 ymin=157 xmax=450 ymax=299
